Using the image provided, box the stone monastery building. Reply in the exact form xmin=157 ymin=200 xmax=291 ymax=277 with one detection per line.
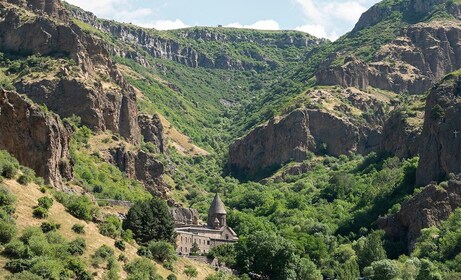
xmin=172 ymin=193 xmax=238 ymax=255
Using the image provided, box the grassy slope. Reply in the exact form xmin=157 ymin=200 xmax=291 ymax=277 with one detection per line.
xmin=0 ymin=179 xmax=215 ymax=280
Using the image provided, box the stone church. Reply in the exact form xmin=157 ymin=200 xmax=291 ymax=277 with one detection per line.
xmin=171 ymin=193 xmax=238 ymax=255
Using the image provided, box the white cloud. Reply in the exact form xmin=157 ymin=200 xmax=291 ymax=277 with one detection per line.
xmin=295 ymin=24 xmax=338 ymax=41
xmin=323 ymin=2 xmax=368 ymax=23
xmin=141 ymin=19 xmax=190 ymax=30
xmin=294 ymin=0 xmax=379 ymax=40
xmin=225 ymin=20 xmax=280 ymax=31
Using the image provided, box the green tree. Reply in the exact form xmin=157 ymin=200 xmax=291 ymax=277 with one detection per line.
xmin=355 ymin=231 xmax=387 ymax=270
xmin=369 ymin=259 xmax=400 ymax=280
xmin=208 ymin=244 xmax=236 ymax=267
xmin=190 ymin=241 xmax=200 ymax=256
xmin=293 ymin=257 xmax=322 ymax=280
xmin=123 ymin=197 xmax=175 ymax=244
xmin=147 ymin=240 xmax=177 ymax=263
xmin=235 ymin=231 xmax=299 ymax=279
xmin=416 ymin=259 xmax=442 ymax=280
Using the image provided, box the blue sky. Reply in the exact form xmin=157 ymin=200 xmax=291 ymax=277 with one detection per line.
xmin=65 ymin=0 xmax=381 ymax=40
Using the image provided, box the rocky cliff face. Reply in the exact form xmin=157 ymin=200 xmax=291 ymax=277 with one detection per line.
xmin=229 ymin=104 xmax=384 ymax=178
xmin=0 ymin=90 xmax=72 ymax=186
xmin=416 ymin=73 xmax=461 ymax=185
xmin=228 ymin=87 xmax=390 ymax=178
xmin=377 ymin=178 xmax=461 ymax=251
xmin=5 ymin=0 xmax=69 ymax=21
xmin=352 ymin=0 xmax=461 ymax=33
xmin=67 ymin=5 xmax=324 ymax=71
xmin=139 ymin=114 xmax=166 ymax=154
xmin=380 ymin=110 xmax=422 ymax=158
xmin=0 ymin=0 xmax=141 ymax=145
xmin=107 ymin=146 xmax=167 ymax=197
xmin=317 ymin=22 xmax=461 ymax=94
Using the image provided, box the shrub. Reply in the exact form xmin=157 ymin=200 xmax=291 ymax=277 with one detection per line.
xmin=92 ymin=244 xmax=114 ymax=267
xmin=121 ymin=229 xmax=134 ymax=243
xmin=148 ymin=240 xmax=177 ymax=263
xmin=0 ymin=187 xmax=15 ymax=207
xmin=30 ymin=258 xmax=66 ymax=280
xmin=115 ymin=240 xmax=125 ymax=251
xmin=67 ymin=238 xmax=86 ymax=256
xmin=184 ymin=265 xmax=198 ymax=279
xmin=163 ymin=261 xmax=174 ymax=271
xmin=37 ymin=197 xmax=53 ymax=210
xmin=66 ymin=195 xmax=97 ymax=221
xmin=5 ymin=259 xmax=34 ymax=273
xmin=3 ymin=240 xmax=28 ymax=258
xmin=66 ymin=258 xmax=92 ymax=280
xmin=17 ymin=175 xmax=30 ymax=185
xmin=0 ymin=221 xmax=16 ymax=244
xmin=124 ymin=258 xmax=161 ymax=280
xmin=40 ymin=222 xmax=61 ymax=233
xmin=99 ymin=215 xmax=122 ymax=238
xmin=32 ymin=207 xmax=48 ymax=219
xmin=137 ymin=246 xmax=153 ymax=259
xmin=167 ymin=274 xmax=178 ymax=280
xmin=71 ymin=224 xmax=85 ymax=234
xmin=118 ymin=254 xmax=128 ymax=263
xmin=1 ymin=163 xmax=17 ymax=179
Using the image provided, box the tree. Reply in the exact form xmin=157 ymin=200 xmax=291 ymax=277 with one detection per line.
xmin=293 ymin=257 xmax=322 ymax=280
xmin=235 ymin=231 xmax=300 ymax=279
xmin=369 ymin=259 xmax=400 ymax=280
xmin=355 ymin=230 xmax=387 ymax=270
xmin=147 ymin=241 xmax=176 ymax=263
xmin=123 ymin=197 xmax=175 ymax=244
xmin=190 ymin=241 xmax=200 ymax=256
xmin=208 ymin=244 xmax=236 ymax=267
xmin=416 ymin=259 xmax=442 ymax=280
xmin=184 ymin=265 xmax=198 ymax=280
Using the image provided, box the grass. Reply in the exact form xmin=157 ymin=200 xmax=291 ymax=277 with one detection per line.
xmin=1 ymin=179 xmax=217 ymax=279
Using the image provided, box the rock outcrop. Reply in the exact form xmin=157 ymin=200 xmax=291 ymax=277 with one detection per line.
xmin=66 ymin=4 xmax=325 ymax=71
xmin=380 ymin=110 xmax=422 ymax=158
xmin=0 ymin=0 xmax=141 ymax=145
xmin=377 ymin=177 xmax=461 ymax=251
xmin=317 ymin=22 xmax=461 ymax=94
xmin=0 ymin=90 xmax=72 ymax=186
xmin=170 ymin=207 xmax=200 ymax=227
xmin=416 ymin=73 xmax=461 ymax=185
xmin=229 ymin=108 xmax=381 ymax=178
xmin=5 ymin=0 xmax=69 ymax=21
xmin=228 ymin=87 xmax=388 ymax=178
xmin=139 ymin=114 xmax=166 ymax=154
xmin=108 ymin=146 xmax=166 ymax=196
xmin=352 ymin=0 xmax=461 ymax=33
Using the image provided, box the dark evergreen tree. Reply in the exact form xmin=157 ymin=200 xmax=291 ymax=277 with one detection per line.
xmin=123 ymin=197 xmax=175 ymax=244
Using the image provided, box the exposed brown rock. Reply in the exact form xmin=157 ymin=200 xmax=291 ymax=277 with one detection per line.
xmin=228 ymin=107 xmax=381 ymax=178
xmin=0 ymin=90 xmax=72 ymax=186
xmin=380 ymin=110 xmax=422 ymax=158
xmin=0 ymin=1 xmax=141 ymax=145
xmin=5 ymin=0 xmax=69 ymax=21
xmin=377 ymin=177 xmax=461 ymax=251
xmin=416 ymin=74 xmax=461 ymax=185
xmin=318 ymin=22 xmax=461 ymax=94
xmin=228 ymin=88 xmax=388 ymax=178
xmin=139 ymin=114 xmax=166 ymax=154
xmin=107 ymin=146 xmax=166 ymax=197
xmin=170 ymin=207 xmax=200 ymax=227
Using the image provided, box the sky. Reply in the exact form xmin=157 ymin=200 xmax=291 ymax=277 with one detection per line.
xmin=65 ymin=0 xmax=381 ymax=41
